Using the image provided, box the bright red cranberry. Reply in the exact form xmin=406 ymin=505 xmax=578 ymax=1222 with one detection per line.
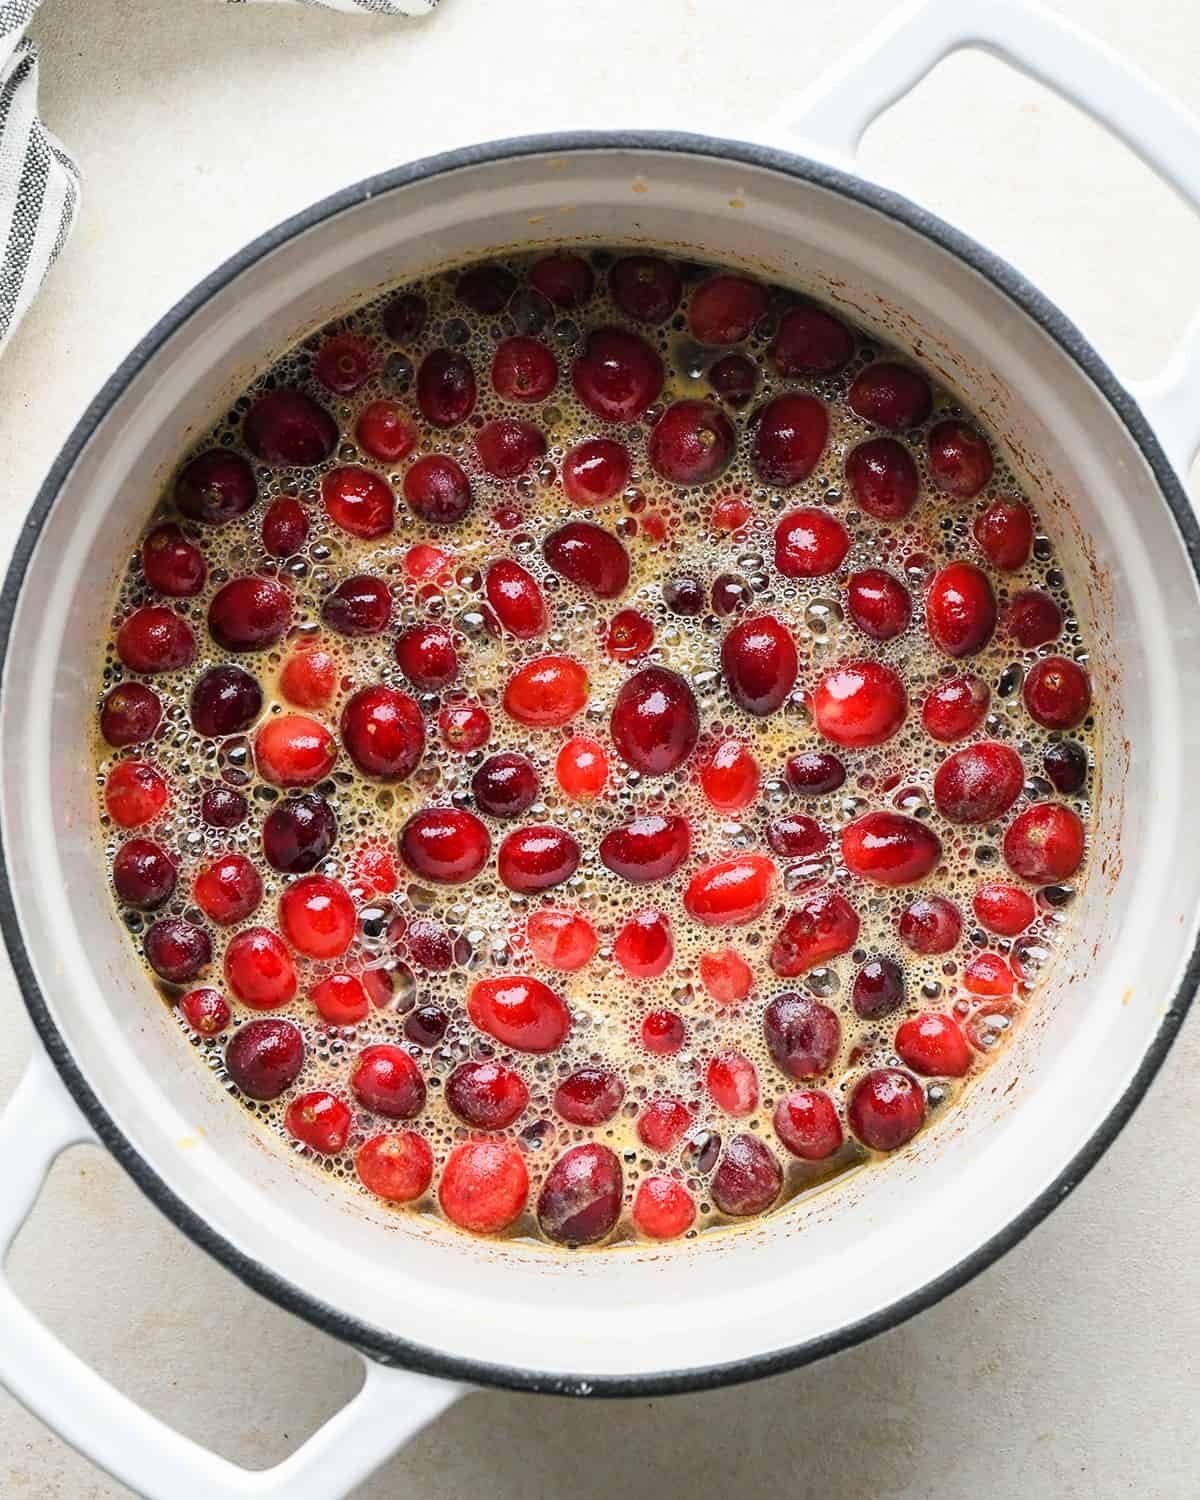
xmin=688 ymin=275 xmax=768 ymax=344
xmin=707 ymin=1050 xmax=759 ymax=1116
xmin=721 ymin=614 xmax=798 ymax=717
xmin=774 ymin=507 xmax=850 ymax=577
xmin=351 ymin=1043 xmax=426 ymax=1118
xmin=699 ymin=948 xmax=754 ymax=1005
xmin=357 ymin=1132 xmax=433 ymax=1203
xmin=178 ymin=987 xmax=231 ymax=1035
xmin=145 ymin=918 xmax=211 ymax=983
xmin=851 ymin=956 xmax=905 ymax=1019
xmin=637 ymin=1097 xmax=694 ymax=1152
xmin=708 ymin=353 xmax=758 ymax=407
xmin=845 ymin=438 xmax=920 ymax=521
xmin=543 ymin=521 xmax=630 ymax=599
xmin=847 ymin=568 xmax=912 ymax=640
xmin=382 ymin=291 xmax=427 ymax=343
xmin=417 ymin=349 xmax=477 ymax=427
xmin=752 ymin=395 xmax=829 ymax=486
xmin=174 ymin=448 xmax=257 ymax=525
xmin=1004 ymin=590 xmax=1062 ymax=648
xmin=763 ymin=993 xmax=840 ymax=1078
xmin=1023 ymin=657 xmax=1092 ymax=730
xmin=537 ymin=1143 xmax=622 ymax=1246
xmin=1044 ymin=740 xmax=1088 ymax=794
xmin=475 ymin=418 xmax=547 ymax=478
xmin=457 ymin=263 xmax=516 ymax=313
xmin=615 ymin=911 xmax=673 ymax=979
xmin=116 ymin=607 xmax=195 ymax=674
xmin=765 ymin=813 xmax=827 ymax=859
xmin=774 ymin=1089 xmax=843 ymax=1160
xmin=314 ymin=332 xmax=375 ymax=394
xmin=261 ymin=497 xmax=309 ymax=558
xmin=193 ymin=852 xmax=262 ymax=925
xmin=497 ymin=824 xmax=580 ymax=894
xmin=355 ymin=399 xmax=417 ymax=462
xmin=553 ymin=1067 xmax=624 ymax=1127
xmin=468 ymin=975 xmax=570 ymax=1052
xmin=848 ymin=363 xmax=932 ymax=430
xmin=528 ymin=251 xmax=594 ymax=308
xmin=649 ymin=400 xmax=736 ymax=485
xmin=207 ymin=576 xmax=291 ymax=653
xmin=527 ymin=910 xmax=598 ymax=972
xmin=812 ymin=660 xmax=907 ymax=747
xmin=927 ymin=419 xmax=993 ymax=497
xmin=786 ymin=751 xmax=846 ymax=795
xmin=105 ymin=761 xmax=168 ymax=827
xmin=279 ymin=874 xmax=355 ymax=960
xmin=922 ymin=675 xmax=990 ymax=742
xmin=341 ymin=685 xmax=424 ymax=779
xmin=898 ymin=894 xmax=962 ymax=954
xmin=572 ymin=328 xmax=663 ymax=422
xmin=319 ymin=575 xmax=391 ymax=638
xmin=223 ymin=926 xmax=296 ymax=1008
xmin=769 ymin=304 xmax=855 ymax=374
xmin=504 ymin=654 xmax=589 ymax=727
xmin=141 ymin=524 xmax=206 ymax=597
xmin=926 ymin=562 xmax=996 ymax=657
xmin=633 ymin=1176 xmax=696 ymax=1239
xmin=285 ymin=1089 xmax=352 ymax=1154
xmin=352 ymin=841 xmax=397 ymax=896
xmin=712 ymin=491 xmax=753 ymax=531
xmin=402 ymin=454 xmax=473 ymax=525
xmin=244 ymin=389 xmax=337 ymax=466
xmin=280 ymin=645 xmax=337 ymax=709
xmin=640 ymin=1006 xmax=684 ymax=1051
xmin=605 ymin=608 xmax=654 ymax=662
xmin=446 ymin=1061 xmax=529 ymax=1131
xmin=895 ymin=1013 xmax=971 ymax=1077
xmin=556 ymin=736 xmax=608 ymax=799
xmin=322 ymin=466 xmax=395 ymax=540
xmin=1003 ymin=802 xmax=1085 ymax=882
xmin=472 ymin=752 xmax=539 ymax=819
xmin=190 ymin=665 xmax=263 ymax=739
xmin=255 ymin=714 xmax=337 ymax=787
xmin=770 ymin=888 xmax=860 ymax=976
xmin=974 ymin=882 xmax=1036 ymax=935
xmin=310 ymin=971 xmax=371 ymax=1025
xmin=112 ymin=838 xmax=176 ymax=909
xmin=399 ymin=807 xmax=490 ymax=884
xmin=684 ymin=854 xmax=776 ymax=927
xmin=100 ymin=683 xmax=162 ymax=747
xmin=261 ymin=793 xmax=336 ymax=873
xmin=964 ymin=951 xmax=1017 ymax=997
xmin=974 ymin=499 xmax=1033 ymax=570
xmin=395 ymin=622 xmax=459 ymax=690
xmin=699 ymin=738 xmax=760 ymax=811
xmin=562 ymin=438 xmax=631 ymax=506
xmin=440 ymin=1140 xmax=528 ymax=1233
xmin=842 ymin=811 xmax=941 ymax=886
xmin=608 ymin=255 xmax=682 ymax=323
xmin=610 ymin=666 xmax=700 ymax=774
xmin=933 ymin=741 xmax=1024 ymax=824
xmin=225 ymin=1018 xmax=304 ymax=1101
xmin=599 ymin=812 xmax=691 ymax=884
xmin=848 ymin=1069 xmax=925 ymax=1150
xmin=711 ymin=1134 xmax=782 ymax=1216
xmin=491 ymin=336 xmax=559 ymax=403
xmin=438 ymin=701 xmax=491 ymax=753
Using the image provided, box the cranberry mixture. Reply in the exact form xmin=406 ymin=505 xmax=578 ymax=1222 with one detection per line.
xmin=94 ymin=248 xmax=1095 ymax=1246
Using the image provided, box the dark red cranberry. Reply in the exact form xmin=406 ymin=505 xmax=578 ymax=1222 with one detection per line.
xmin=189 ymin=665 xmax=262 ymax=738
xmin=684 ymin=854 xmax=776 ymax=927
xmin=543 ymin=521 xmax=630 ymax=599
xmin=688 ymin=275 xmax=768 ymax=344
xmin=456 ymin=263 xmax=516 ymax=313
xmin=116 ymin=607 xmax=195 ymax=674
xmin=774 ymin=1089 xmax=843 ymax=1160
xmin=261 ymin=793 xmax=336 ymax=873
xmin=662 ymin=574 xmax=706 ymax=616
xmin=752 ymin=394 xmax=829 ymax=486
xmin=708 ymin=353 xmax=758 ymax=407
xmin=144 ymin=917 xmax=211 ymax=983
xmin=382 ymin=291 xmax=427 ymax=342
xmin=402 ymin=454 xmax=472 ymax=525
xmin=974 ymin=499 xmax=1033 ymax=570
xmin=261 ymin=497 xmax=309 ymax=557
xmin=711 ymin=573 xmax=751 ymax=617
xmin=765 ymin=813 xmax=826 ymax=858
xmin=355 ymin=399 xmax=417 ymax=463
xmin=711 ymin=1134 xmax=782 ymax=1216
xmin=351 ymin=1044 xmax=426 ymax=1118
xmin=572 ymin=328 xmax=663 ymax=422
xmin=399 ymin=807 xmax=490 ymax=884
xmin=438 ymin=701 xmax=491 ymax=753
xmin=608 ymin=255 xmax=682 ymax=323
xmin=554 ymin=1067 xmax=624 ymax=1125
xmin=813 ymin=660 xmax=907 ymax=747
xmin=769 ymin=304 xmax=855 ymax=374
xmin=314 ymin=332 xmax=375 ymax=394
xmin=468 ymin=975 xmax=571 ymax=1052
xmin=100 ymin=683 xmax=162 ymax=747
xmin=341 ymin=685 xmax=424 ymax=779
xmin=926 ymin=562 xmax=996 ymax=657
xmin=471 ymin=752 xmax=539 ymax=819
xmin=1003 ymin=802 xmax=1085 ymax=882
xmin=497 ymin=825 xmax=580 ymax=894
xmin=225 ymin=1019 xmax=305 ymax=1101
xmin=529 ymin=252 xmax=594 ymax=308
xmin=921 ymin=675 xmax=990 ymax=742
xmin=898 ymin=894 xmax=962 ymax=954
xmin=322 ymin=466 xmax=395 ymax=540
xmin=207 ymin=576 xmax=291 ymax=653
xmin=1003 ymin=590 xmax=1062 ymax=648
xmin=848 ymin=363 xmax=932 ymax=430
xmin=417 ymin=349 xmax=477 ymax=427
xmin=404 ymin=1005 xmax=449 ymax=1048
xmin=786 ymin=751 xmax=846 ymax=795
xmin=848 ymin=1069 xmax=925 ymax=1150
xmin=475 ymin=418 xmax=547 ymax=478
xmin=202 ymin=786 xmax=249 ymax=830
xmin=1043 ymin=740 xmax=1088 ymax=794
xmin=769 ymin=888 xmax=860 ymax=975
xmin=763 ymin=993 xmax=841 ymax=1077
xmin=174 ymin=448 xmax=256 ymax=525
xmin=933 ymin=741 xmax=1024 ymax=823
xmin=609 ymin=666 xmax=700 ymax=775
xmin=395 ymin=622 xmax=459 ymax=689
xmin=113 ymin=838 xmax=176 ymax=909
xmin=842 ymin=811 xmax=941 ymax=885
xmin=721 ymin=614 xmax=798 ymax=716
xmin=446 ymin=1061 xmax=529 ymax=1131
xmin=395 ymin=914 xmax=456 ymax=972
xmin=178 ymin=987 xmax=231 ymax=1036
xmin=322 ymin=574 xmax=392 ymax=637
xmin=648 ymin=400 xmax=735 ymax=485
xmin=927 ymin=419 xmax=993 ymax=497
xmin=244 ymin=388 xmax=337 ymax=466
xmin=538 ymin=1143 xmax=623 ymax=1245
xmin=1023 ymin=657 xmax=1092 ymax=730
xmin=141 ymin=524 xmax=205 ymax=597
xmin=599 ymin=813 xmax=691 ymax=884
xmin=562 ymin=438 xmax=631 ymax=505
xmin=504 ymin=655 xmax=589 ymax=726
xmin=491 ymin=336 xmax=558 ymax=402
xmin=847 ymin=569 xmax=911 ymax=641
xmin=852 ymin=957 xmax=905 ymax=1019
xmin=845 ymin=438 xmax=919 ymax=521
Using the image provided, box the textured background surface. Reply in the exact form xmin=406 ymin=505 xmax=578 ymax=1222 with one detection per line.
xmin=1 ymin=0 xmax=1198 ymax=1495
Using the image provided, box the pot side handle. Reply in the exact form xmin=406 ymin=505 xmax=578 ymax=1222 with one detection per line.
xmin=768 ymin=0 xmax=1200 ymax=478
xmin=0 ymin=1052 xmax=466 ymax=1500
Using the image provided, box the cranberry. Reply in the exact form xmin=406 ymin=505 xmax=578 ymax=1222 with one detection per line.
xmin=926 ymin=562 xmax=996 ymax=657
xmin=528 ymin=251 xmax=594 ymax=308
xmin=472 ymin=752 xmax=540 ymax=819
xmin=700 ymin=738 xmax=760 ymax=811
xmin=244 ymin=389 xmax=337 ymax=466
xmin=812 ymin=660 xmax=907 ymax=747
xmin=848 ymin=1069 xmax=925 ymax=1150
xmin=1003 ymin=802 xmax=1085 ymax=882
xmin=280 ymin=645 xmax=337 ymax=709
xmin=355 ymin=399 xmax=417 ymax=463
xmin=193 ymin=852 xmax=262 ymax=925
xmin=321 ymin=466 xmax=395 ymax=540
xmin=497 ymin=824 xmax=580 ymax=894
xmin=786 ymin=751 xmax=846 ymax=795
xmin=189 ymin=665 xmax=263 ymax=738
xmin=255 ymin=714 xmax=337 ymax=787
xmin=765 ymin=813 xmax=827 ymax=858
xmin=842 ymin=811 xmax=941 ymax=886
xmin=921 ymin=675 xmax=990 ymax=742
xmin=404 ymin=1005 xmax=449 ymax=1047
xmin=770 ymin=888 xmax=860 ymax=976
xmin=688 ymin=275 xmax=768 ymax=344
xmin=261 ymin=497 xmax=309 ymax=558
xmin=457 ymin=263 xmax=516 ymax=313
xmin=475 ymin=418 xmax=547 ymax=479
xmin=608 ymin=255 xmax=682 ymax=323
xmin=351 ymin=1044 xmax=426 ymax=1118
xmin=963 ymin=951 xmax=1017 ymax=997
xmin=712 ymin=573 xmax=750 ymax=617
xmin=207 ymin=576 xmax=291 ymax=652
xmin=402 ymin=454 xmax=473 ymax=525
xmin=774 ymin=1089 xmax=843 ymax=1160
xmin=615 ymin=911 xmax=673 ymax=979
xmin=341 ymin=685 xmax=424 ymax=779
xmin=1043 ymin=740 xmax=1088 ymax=794
xmin=468 ymin=975 xmax=571 ymax=1052
xmin=310 ymin=972 xmax=371 ymax=1025
xmin=397 ymin=915 xmax=457 ymax=972
xmin=711 ymin=1134 xmax=782 ymax=1216
xmin=105 ymin=761 xmax=169 ymax=827
xmin=712 ymin=492 xmax=753 ymax=532
xmin=895 ymin=1013 xmax=971 ymax=1077
xmin=1003 ymin=590 xmax=1062 ymax=648
xmin=285 ymin=1089 xmax=352 ymax=1154
xmin=543 ymin=521 xmax=630 ymax=599
xmin=599 ymin=812 xmax=691 ymax=884
xmin=353 ymin=842 xmax=397 ymax=896
xmin=769 ymin=304 xmax=855 ymax=374
xmin=357 ymin=1131 xmax=433 ymax=1202
xmin=439 ymin=1140 xmax=528 ymax=1234
xmin=112 ymin=838 xmax=176 ymax=909
xmin=556 ymin=736 xmax=608 ymax=799
xmin=927 ymin=419 xmax=993 ymax=497
xmin=699 ymin=948 xmax=754 ymax=1006
xmin=320 ymin=575 xmax=392 ymax=639
xmin=225 ymin=1018 xmax=305 ymax=1101
xmin=974 ymin=882 xmax=1036 ymax=935
xmin=848 ymin=363 xmax=932 ymax=430
xmin=174 ymin=448 xmax=256 ymax=525
xmin=847 ymin=568 xmax=912 ymax=641
xmin=145 ymin=918 xmax=211 ymax=983
xmin=851 ymin=956 xmax=905 ymax=1019
xmin=100 ymin=683 xmax=162 ymax=747
xmin=223 ymin=926 xmax=297 ymax=1008
xmin=504 ymin=654 xmax=589 ymax=727
xmin=527 ymin=909 xmax=598 ymax=972
xmin=752 ymin=395 xmax=829 ymax=486
xmin=399 ymin=807 xmax=490 ymax=884
xmin=141 ymin=524 xmax=206 ymax=598
xmin=395 ymin=622 xmax=459 ymax=690
xmin=663 ymin=575 xmax=706 ymax=616
xmin=974 ymin=499 xmax=1033 ymax=571
xmin=641 ymin=1006 xmax=685 ymax=1050
xmin=648 ymin=400 xmax=736 ymax=485
xmin=438 ymin=701 xmax=491 ymax=753
xmin=537 ymin=1142 xmax=623 ymax=1246
xmin=382 ymin=291 xmax=427 ymax=343
xmin=707 ymin=1050 xmax=759 ymax=1116
xmin=637 ymin=1097 xmax=694 ymax=1153
xmin=562 ymin=438 xmax=631 ymax=506
xmin=313 ymin=330 xmax=374 ymax=392
xmin=178 ymin=987 xmax=231 ymax=1036
xmin=116 ymin=607 xmax=195 ymax=674
xmin=845 ymin=438 xmax=919 ymax=521
xmin=417 ymin=349 xmax=477 ymax=427
xmin=446 ymin=1061 xmax=529 ymax=1131
xmin=933 ymin=741 xmax=1024 ymax=823
xmin=721 ymin=613 xmax=798 ymax=717
xmin=572 ymin=328 xmax=663 ymax=422
xmin=555 ymin=1067 xmax=624 ymax=1124
xmin=708 ymin=353 xmax=758 ymax=407
xmin=684 ymin=853 xmax=776 ymax=927
xmin=610 ymin=666 xmax=700 ymax=774
xmin=633 ymin=1176 xmax=696 ymax=1239
xmin=262 ymin=793 xmax=336 ymax=873
xmin=1023 ymin=657 xmax=1092 ymax=730
xmin=279 ymin=874 xmax=355 ymax=959
xmin=774 ymin=507 xmax=850 ymax=577
xmin=491 ymin=336 xmax=559 ymax=404
xmin=898 ymin=894 xmax=962 ymax=954
xmin=763 ymin=992 xmax=841 ymax=1078
xmin=605 ymin=608 xmax=655 ymax=662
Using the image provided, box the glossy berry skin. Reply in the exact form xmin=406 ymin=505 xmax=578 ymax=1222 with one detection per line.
xmin=663 ymin=575 xmax=705 ymax=617
xmin=207 ymin=576 xmax=291 ymax=653
xmin=927 ymin=419 xmax=993 ymax=498
xmin=974 ymin=882 xmax=1036 ymax=936
xmin=847 ymin=569 xmax=912 ymax=641
xmin=399 ymin=807 xmax=490 ymax=884
xmin=285 ymin=1090 xmax=352 ymax=1154
xmin=774 ymin=507 xmax=849 ymax=577
xmin=543 ymin=522 xmax=630 ymax=599
xmin=708 ymin=353 xmax=758 ymax=407
xmin=261 ymin=793 xmax=336 ymax=874
xmin=1003 ymin=802 xmax=1085 ymax=882
xmin=537 ymin=1143 xmax=623 ymax=1246
xmin=851 ymin=957 xmax=905 ymax=1020
xmin=707 ymin=1050 xmax=759 ymax=1116
xmin=786 ymin=751 xmax=846 ymax=796
xmin=554 ymin=1067 xmax=624 ymax=1124
xmin=497 ymin=825 xmax=580 ymax=894
xmin=314 ymin=332 xmax=375 ymax=394
xmin=504 ymin=655 xmax=589 ymax=727
xmin=174 ymin=448 xmax=256 ymax=526
xmin=699 ymin=738 xmax=760 ymax=812
xmin=763 ymin=993 xmax=841 ymax=1078
xmin=142 ymin=524 xmax=206 ymax=597
xmin=351 ymin=1044 xmax=426 ymax=1119
xmin=770 ymin=888 xmax=860 ymax=976
xmin=144 ymin=917 xmax=211 ymax=985
xmin=105 ymin=761 xmax=169 ymax=828
xmin=280 ymin=646 xmax=337 ymax=710
xmin=178 ymin=987 xmax=231 ymax=1036
xmin=637 ymin=1097 xmax=694 ymax=1153
xmin=1044 ymin=740 xmax=1088 ymax=794
xmin=964 ymin=951 xmax=1017 ymax=998
xmin=848 ymin=1069 xmax=926 ymax=1151
xmin=112 ymin=838 xmax=176 ymax=909
xmin=599 ymin=813 xmax=691 ymax=884
xmin=491 ymin=336 xmax=559 ymax=401
xmin=572 ymin=328 xmax=663 ymax=422
xmin=610 ymin=666 xmax=700 ymax=774
xmin=395 ymin=622 xmax=459 ymax=690
xmin=528 ymin=911 xmax=599 ymax=973
xmin=485 ymin=560 xmax=548 ymax=639
xmin=812 ymin=660 xmax=906 ymax=748
xmin=100 ymin=683 xmax=162 ymax=747
xmin=974 ymin=499 xmax=1033 ymax=571
xmin=845 ymin=438 xmax=919 ymax=521
xmin=1003 ymin=590 xmax=1062 ymax=648
xmin=468 ymin=975 xmax=571 ymax=1052
xmin=689 ymin=275 xmax=768 ymax=343
xmin=640 ymin=1007 xmax=684 ymax=1052
xmin=438 ymin=702 xmax=492 ymax=753
xmin=769 ymin=304 xmax=855 ymax=375
xmin=193 ymin=853 xmax=262 ymax=925
xmin=933 ymin=741 xmax=1024 ymax=823
xmin=711 ymin=1134 xmax=783 ymax=1216
xmin=529 ymin=251 xmax=594 ymax=308
xmin=615 ymin=911 xmax=673 ymax=979
xmin=684 ymin=854 xmax=776 ymax=927
xmin=255 ymin=715 xmax=337 ymax=788
xmin=224 ymin=1019 xmax=305 ymax=1102
xmin=322 ymin=466 xmax=395 ymax=541
xmin=898 ymin=895 xmax=962 ymax=955
xmin=341 ymin=686 xmax=424 ymax=779
xmin=322 ymin=575 xmax=393 ymax=638
xmin=608 ymin=255 xmax=682 ymax=323
xmin=244 ymin=389 xmax=337 ymax=466
xmin=279 ymin=875 xmax=356 ymax=960
xmin=842 ymin=812 xmax=941 ymax=886
xmin=1023 ymin=656 xmax=1092 ymax=730
xmin=402 ymin=454 xmax=473 ymax=525
xmin=357 ymin=1133 xmax=434 ymax=1203
xmin=116 ymin=607 xmax=195 ymax=674
xmin=475 ymin=418 xmax=547 ymax=478
xmin=926 ymin=562 xmax=997 ymax=657
xmin=774 ymin=1089 xmax=844 ymax=1160
xmin=848 ymin=363 xmax=932 ymax=430
xmin=769 ymin=812 xmax=829 ymax=865
xmin=922 ymin=675 xmax=990 ymax=743
xmin=309 ymin=972 xmax=371 ymax=1025
xmin=752 ymin=395 xmax=829 ymax=486
xmin=895 ymin=1013 xmax=971 ymax=1077
xmin=721 ymin=614 xmax=798 ymax=717
xmin=562 ymin=438 xmax=631 ymax=506
xmin=605 ymin=609 xmax=654 ymax=662
xmin=439 ymin=1141 xmax=528 ymax=1234
xmin=223 ymin=926 xmax=297 ymax=1009
xmin=472 ymin=752 xmax=539 ymax=819
xmin=416 ymin=348 xmax=477 ymax=428
xmin=355 ymin=399 xmax=417 ymax=463
xmin=556 ymin=736 xmax=608 ymax=799
xmin=261 ymin=497 xmax=309 ymax=558
xmin=648 ymin=400 xmax=735 ymax=485
xmin=633 ymin=1176 xmax=696 ymax=1239
xmin=446 ymin=1061 xmax=529 ymax=1131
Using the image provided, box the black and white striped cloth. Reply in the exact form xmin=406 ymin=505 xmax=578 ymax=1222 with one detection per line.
xmin=0 ymin=0 xmax=436 ymax=356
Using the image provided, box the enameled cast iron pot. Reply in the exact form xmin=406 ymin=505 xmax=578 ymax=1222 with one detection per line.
xmin=4 ymin=1 xmax=1200 ymax=1494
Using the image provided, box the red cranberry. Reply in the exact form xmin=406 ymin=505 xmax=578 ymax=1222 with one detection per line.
xmin=527 ymin=910 xmax=598 ymax=972
xmin=529 ymin=251 xmax=594 ymax=308
xmin=341 ymin=685 xmax=424 ymax=779
xmin=255 ymin=714 xmax=337 ymax=787
xmin=847 ymin=568 xmax=912 ymax=640
xmin=399 ymin=807 xmax=490 ymax=884
xmin=1023 ymin=656 xmax=1092 ymax=729
xmin=355 ymin=399 xmax=417 ymax=463
xmin=599 ymin=812 xmax=691 ymax=884
xmin=504 ymin=654 xmax=589 ymax=727
xmin=845 ymin=438 xmax=920 ymax=521
xmin=280 ymin=645 xmax=337 ymax=709
xmin=322 ymin=466 xmax=395 ymax=541
xmin=457 ymin=263 xmax=516 ymax=313
xmin=774 ymin=1089 xmax=843 ymax=1160
xmin=774 ymin=507 xmax=850 ymax=577
xmin=538 ymin=1143 xmax=623 ymax=1246
xmin=556 ymin=736 xmax=608 ymax=799
xmin=207 ymin=576 xmax=291 ymax=653
xmin=848 ymin=1069 xmax=925 ymax=1150
xmin=812 ymin=660 xmax=907 ymax=747
xmin=926 ymin=562 xmax=996 ymax=657
xmin=475 ymin=418 xmax=547 ymax=479
xmin=763 ymin=993 xmax=840 ymax=1077
xmin=357 ymin=1132 xmax=433 ymax=1203
xmin=663 ymin=574 xmax=706 ymax=616
xmin=721 ymin=613 xmax=798 ymax=717
xmin=608 ymin=255 xmax=682 ymax=323
xmin=497 ymin=824 xmax=580 ymax=894
xmin=708 ymin=353 xmax=758 ymax=407
xmin=100 ymin=683 xmax=162 ymax=747
xmin=314 ymin=332 xmax=375 ymax=394
xmin=322 ymin=574 xmax=392 ymax=637
xmin=765 ymin=813 xmax=827 ymax=858
xmin=786 ymin=751 xmax=846 ymax=796
xmin=964 ymin=951 xmax=1016 ymax=997
xmin=382 ymin=291 xmax=427 ymax=343
xmin=141 ymin=524 xmax=206 ymax=597
xmin=842 ymin=811 xmax=941 ymax=885
xmin=417 ymin=349 xmax=477 ymax=427
xmin=397 ymin=914 xmax=456 ymax=972
xmin=896 ymin=1013 xmax=971 ymax=1077
xmin=688 ymin=275 xmax=768 ymax=344
xmin=769 ymin=304 xmax=855 ymax=374
xmin=615 ymin=911 xmax=673 ymax=979
xmin=202 ymin=786 xmax=249 ymax=830
xmin=684 ymin=853 xmax=776 ymax=927
xmin=927 ymin=419 xmax=993 ymax=497
xmin=707 ymin=1050 xmax=759 ymax=1116
xmin=649 ymin=400 xmax=736 ymax=485
xmin=310 ymin=972 xmax=370 ymax=1025
xmin=190 ymin=665 xmax=263 ymax=738
xmin=472 ymin=752 xmax=539 ymax=818
xmin=438 ymin=701 xmax=491 ymax=753
xmin=640 ymin=1007 xmax=685 ymax=1052
xmin=1003 ymin=802 xmax=1085 ymax=882
xmin=439 ymin=1140 xmax=528 ymax=1233
xmin=752 ymin=394 xmax=829 ymax=486
xmin=468 ymin=975 xmax=571 ymax=1052
xmin=974 ymin=499 xmax=1033 ymax=571
xmin=113 ymin=838 xmax=176 ymax=909
xmin=145 ymin=918 xmax=211 ymax=983
xmin=261 ymin=793 xmax=336 ymax=873
xmin=402 ymin=454 xmax=473 ymax=525
xmin=605 ymin=608 xmax=654 ymax=661
xmin=712 ymin=573 xmax=750 ymax=617
xmin=105 ymin=761 xmax=169 ymax=827
xmin=633 ymin=1176 xmax=696 ymax=1239
xmin=261 ymin=497 xmax=309 ymax=557
xmin=285 ymin=1090 xmax=352 ymax=1154
xmin=174 ymin=448 xmax=256 ymax=525
xmin=1003 ymin=590 xmax=1062 ymax=648
xmin=555 ymin=1067 xmax=624 ymax=1125
xmin=637 ymin=1097 xmax=694 ymax=1153
xmin=898 ymin=894 xmax=962 ymax=954
xmin=848 ymin=362 xmax=932 ymax=429
xmin=921 ymin=675 xmax=990 ymax=742
xmin=1043 ymin=740 xmax=1088 ymax=794
xmin=223 ymin=926 xmax=297 ymax=1008
xmin=178 ymin=987 xmax=231 ymax=1035
xmin=700 ymin=738 xmax=760 ymax=811
xmin=491 ymin=336 xmax=558 ymax=401
xmin=933 ymin=741 xmax=1024 ymax=823
xmin=225 ymin=1018 xmax=305 ymax=1101
xmin=562 ymin=438 xmax=631 ymax=505
xmin=543 ymin=521 xmax=630 ymax=599
xmin=351 ymin=1044 xmax=426 ymax=1118
xmin=404 ymin=1004 xmax=449 ymax=1047
xmin=279 ymin=874 xmax=355 ymax=959
xmin=851 ymin=957 xmax=905 ymax=1019
xmin=193 ymin=852 xmax=261 ymax=925
xmin=711 ymin=1134 xmax=782 ymax=1216
xmin=244 ymin=389 xmax=337 ymax=466
xmin=395 ymin=622 xmax=459 ymax=690
xmin=610 ymin=666 xmax=700 ymax=774
xmin=572 ymin=328 xmax=663 ymax=422
xmin=116 ymin=607 xmax=195 ymax=674
xmin=446 ymin=1061 xmax=529 ymax=1131
xmin=770 ymin=888 xmax=860 ymax=975
xmin=974 ymin=882 xmax=1036 ymax=936
xmin=712 ymin=492 xmax=753 ymax=532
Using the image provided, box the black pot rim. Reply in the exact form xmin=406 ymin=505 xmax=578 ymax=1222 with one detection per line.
xmin=2 ymin=129 xmax=1197 ymax=1401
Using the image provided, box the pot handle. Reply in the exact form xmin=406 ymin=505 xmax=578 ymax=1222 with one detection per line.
xmin=769 ymin=0 xmax=1200 ymax=477
xmin=0 ymin=1051 xmax=466 ymax=1500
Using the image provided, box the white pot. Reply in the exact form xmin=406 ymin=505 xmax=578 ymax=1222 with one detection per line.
xmin=4 ymin=1 xmax=1200 ymax=1495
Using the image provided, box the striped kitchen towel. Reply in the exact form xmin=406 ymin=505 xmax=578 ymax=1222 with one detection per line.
xmin=0 ymin=0 xmax=436 ymax=357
